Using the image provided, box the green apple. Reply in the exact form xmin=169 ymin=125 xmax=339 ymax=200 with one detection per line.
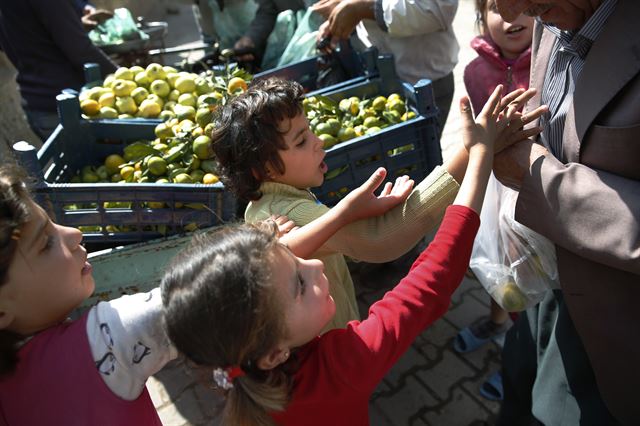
xmin=163 ymin=66 xmax=178 ymax=74
xmin=168 ymin=89 xmax=181 ymax=102
xmin=174 ymin=75 xmax=196 ymax=94
xmin=114 ymin=67 xmax=134 ymax=81
xmin=129 ymin=65 xmax=145 ymax=76
xmin=150 ymin=79 xmax=170 ymax=98
xmin=131 ymin=87 xmax=149 ymax=105
xmin=112 ymin=79 xmax=136 ymax=97
xmin=115 ymin=96 xmax=137 ymax=115
xmin=146 ymin=94 xmax=164 ymax=109
xmin=145 ymin=63 xmax=166 ymax=81
xmin=195 ymin=77 xmax=212 ymax=95
xmin=178 ymin=93 xmax=197 ymax=108
xmin=134 ymin=72 xmax=151 ymax=88
xmin=166 ymin=72 xmax=179 ymax=89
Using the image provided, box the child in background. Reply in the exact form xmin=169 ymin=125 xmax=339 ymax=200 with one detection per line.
xmin=0 ymin=161 xmax=412 ymax=424
xmin=211 ymin=77 xmax=544 ymax=333
xmin=161 ymin=86 xmax=527 ymax=425
xmin=455 ymin=0 xmax=534 ymax=401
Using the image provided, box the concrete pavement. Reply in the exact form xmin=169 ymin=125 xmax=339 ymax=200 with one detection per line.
xmin=147 ymin=1 xmax=505 ymax=424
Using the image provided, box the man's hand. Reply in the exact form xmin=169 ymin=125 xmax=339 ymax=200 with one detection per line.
xmin=82 ymin=8 xmax=113 ymax=31
xmin=312 ymin=0 xmax=342 ymax=19
xmin=493 ymin=139 xmax=549 ymax=190
xmin=233 ymin=36 xmax=256 ymax=63
xmin=317 ymin=0 xmax=374 ymax=48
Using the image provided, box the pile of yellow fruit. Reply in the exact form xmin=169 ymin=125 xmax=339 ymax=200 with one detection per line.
xmin=79 ymin=62 xmax=251 ymax=121
xmin=303 ymin=93 xmax=416 ymax=149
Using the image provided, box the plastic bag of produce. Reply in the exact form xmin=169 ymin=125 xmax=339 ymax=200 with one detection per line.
xmin=261 ymin=10 xmax=298 ymax=70
xmin=274 ymin=8 xmax=324 ymax=68
xmin=89 ymin=8 xmax=148 ymax=46
xmin=469 ymin=174 xmax=559 ymax=312
xmin=208 ymin=0 xmax=259 ymax=49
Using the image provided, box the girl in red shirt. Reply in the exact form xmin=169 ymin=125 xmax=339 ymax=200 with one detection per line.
xmin=161 ymin=86 xmax=545 ymax=425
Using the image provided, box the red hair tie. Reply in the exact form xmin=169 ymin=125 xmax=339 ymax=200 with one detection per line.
xmin=213 ymin=366 xmax=245 ymax=390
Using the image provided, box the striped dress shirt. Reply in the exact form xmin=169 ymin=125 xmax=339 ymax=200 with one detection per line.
xmin=538 ymin=0 xmax=617 ymax=159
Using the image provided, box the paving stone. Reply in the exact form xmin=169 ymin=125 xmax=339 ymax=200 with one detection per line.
xmin=373 ymin=376 xmax=440 ymax=426
xmin=418 ymin=350 xmax=476 ymax=401
xmin=424 ymin=388 xmax=496 ymax=425
xmin=148 ymin=375 xmax=170 ymax=408
xmin=157 ymin=388 xmax=203 ymax=426
xmin=445 ymin=291 xmax=492 ymax=331
xmin=383 ymin=345 xmax=433 ymax=388
xmin=153 ymin=360 xmax=199 ymax=403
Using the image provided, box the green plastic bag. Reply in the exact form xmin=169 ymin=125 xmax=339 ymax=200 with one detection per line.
xmin=260 ymin=10 xmax=298 ymax=70
xmin=208 ymin=0 xmax=259 ymax=49
xmin=276 ymin=8 xmax=324 ymax=67
xmin=89 ymin=8 xmax=148 ymax=46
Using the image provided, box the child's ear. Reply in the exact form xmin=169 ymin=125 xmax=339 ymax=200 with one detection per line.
xmin=256 ymin=346 xmax=290 ymax=371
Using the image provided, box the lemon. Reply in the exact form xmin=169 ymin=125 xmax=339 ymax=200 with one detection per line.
xmin=174 ymin=173 xmax=193 ymax=184
xmin=318 ymin=134 xmax=337 ymax=149
xmin=193 ymin=135 xmax=212 ymax=160
xmin=363 ymin=116 xmax=380 ymax=128
xmin=401 ymin=111 xmax=416 ymax=121
xmin=98 ymin=92 xmax=116 ymax=108
xmin=190 ymin=169 xmax=205 ymax=183
xmin=325 ymin=118 xmax=341 ymax=136
xmin=365 ymin=126 xmax=381 ymax=135
xmin=80 ymin=99 xmax=100 ymax=116
xmin=104 ymin=154 xmax=125 ymax=176
xmin=155 ymin=122 xmax=174 ymax=139
xmin=200 ymin=159 xmax=217 ymax=174
xmin=227 ymin=77 xmax=248 ymax=95
xmin=147 ymin=156 xmax=167 ymax=176
xmin=174 ymin=76 xmax=196 ymax=94
xmin=139 ymin=99 xmax=162 ymax=118
xmin=120 ymin=165 xmax=135 ymax=181
xmin=99 ymin=106 xmax=118 ymax=119
xmin=196 ymin=108 xmax=214 ymax=128
xmin=202 ymin=173 xmax=219 ymax=184
xmin=372 ymin=96 xmax=387 ymax=111
xmin=386 ymin=99 xmax=406 ymax=114
xmin=315 ymin=122 xmax=332 ymax=136
xmin=337 ymin=127 xmax=356 ymax=142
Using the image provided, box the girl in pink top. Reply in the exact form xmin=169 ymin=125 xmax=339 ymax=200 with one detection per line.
xmin=161 ymin=86 xmax=545 ymax=425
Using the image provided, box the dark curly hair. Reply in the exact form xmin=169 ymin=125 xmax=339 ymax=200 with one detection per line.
xmin=0 ymin=164 xmax=34 ymax=376
xmin=211 ymin=77 xmax=305 ymax=201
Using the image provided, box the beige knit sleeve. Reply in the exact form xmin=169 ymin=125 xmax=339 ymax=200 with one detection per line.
xmin=317 ymin=166 xmax=459 ymax=262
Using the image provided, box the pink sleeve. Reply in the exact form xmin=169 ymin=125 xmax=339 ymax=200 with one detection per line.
xmin=319 ymin=205 xmax=480 ymax=392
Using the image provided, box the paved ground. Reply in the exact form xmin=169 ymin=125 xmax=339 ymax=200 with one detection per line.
xmin=145 ymin=1 xmax=506 ymax=425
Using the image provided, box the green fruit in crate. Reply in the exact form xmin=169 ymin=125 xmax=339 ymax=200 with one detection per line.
xmin=372 ymin=96 xmax=387 ymax=111
xmin=168 ymin=89 xmax=181 ymax=102
xmin=114 ymin=67 xmax=134 ymax=81
xmin=175 ymin=76 xmax=196 ymax=94
xmin=103 ymin=74 xmax=115 ymax=88
xmin=131 ymin=87 xmax=149 ymax=105
xmin=99 ymin=107 xmax=118 ymax=119
xmin=95 ymin=165 xmax=109 ymax=181
xmin=163 ymin=65 xmax=178 ymax=74
xmin=200 ymin=159 xmax=217 ymax=174
xmin=156 ymin=177 xmax=169 ymax=184
xmin=325 ymin=118 xmax=341 ymax=136
xmin=337 ymin=127 xmax=356 ymax=142
xmin=166 ymin=73 xmax=180 ymax=89
xmin=195 ymin=77 xmax=212 ymax=95
xmin=112 ymin=80 xmax=135 ymax=97
xmin=363 ymin=116 xmax=381 ymax=128
xmin=174 ymin=173 xmax=193 ymax=184
xmin=190 ymin=169 xmax=205 ymax=183
xmin=386 ymin=98 xmax=406 ymax=114
xmin=147 ymin=156 xmax=168 ymax=176
xmin=314 ymin=122 xmax=332 ymax=136
xmin=203 ymin=173 xmax=219 ymax=184
xmin=193 ymin=135 xmax=213 ymax=159
xmin=120 ymin=166 xmax=135 ymax=181
xmin=365 ymin=126 xmax=382 ymax=135
xmin=196 ymin=108 xmax=214 ymax=128
xmin=134 ymin=72 xmax=151 ymax=88
xmin=81 ymin=166 xmax=99 ymax=183
xmin=178 ymin=93 xmax=197 ymax=108
xmin=150 ymin=79 xmax=170 ymax=98
xmin=116 ymin=96 xmax=137 ymax=115
xmin=145 ymin=63 xmax=166 ymax=81
xmin=80 ymin=99 xmax=100 ymax=116
xmin=175 ymin=104 xmax=196 ymax=121
xmin=318 ymin=134 xmax=337 ymax=149
xmin=154 ymin=122 xmax=174 ymax=139
xmin=105 ymin=154 xmax=124 ymax=172
xmin=99 ymin=92 xmax=116 ymax=108
xmin=401 ymin=111 xmax=416 ymax=121
xmin=139 ymin=100 xmax=161 ymax=118
xmin=204 ymin=122 xmax=215 ymax=136
xmin=159 ymin=110 xmax=175 ymax=121
xmin=163 ymin=101 xmax=176 ymax=112
xmin=129 ymin=65 xmax=145 ymax=76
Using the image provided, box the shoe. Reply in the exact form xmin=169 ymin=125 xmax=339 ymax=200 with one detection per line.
xmin=479 ymin=371 xmax=504 ymax=401
xmin=453 ymin=318 xmax=509 ymax=353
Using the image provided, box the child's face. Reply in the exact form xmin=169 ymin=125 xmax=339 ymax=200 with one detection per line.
xmin=0 ymin=202 xmax=95 ymax=335
xmin=271 ymin=244 xmax=335 ymax=348
xmin=486 ymin=0 xmax=534 ymax=59
xmin=269 ymin=112 xmax=328 ymax=189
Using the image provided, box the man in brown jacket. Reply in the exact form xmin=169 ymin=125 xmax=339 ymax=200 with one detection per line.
xmin=493 ymin=0 xmax=640 ymax=424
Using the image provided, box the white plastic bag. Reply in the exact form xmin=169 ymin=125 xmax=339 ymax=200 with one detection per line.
xmin=470 ymin=174 xmax=559 ymax=312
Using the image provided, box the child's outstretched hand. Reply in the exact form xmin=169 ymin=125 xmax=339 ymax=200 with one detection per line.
xmin=493 ymin=88 xmax=548 ymax=153
xmin=460 ymin=84 xmax=505 ymax=154
xmin=338 ymin=167 xmax=414 ymax=223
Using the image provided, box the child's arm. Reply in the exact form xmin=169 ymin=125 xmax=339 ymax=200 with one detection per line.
xmin=279 ymin=167 xmax=413 ymax=259
xmin=86 ymin=288 xmax=178 ymax=400
xmin=316 ymin=86 xmax=515 ymax=392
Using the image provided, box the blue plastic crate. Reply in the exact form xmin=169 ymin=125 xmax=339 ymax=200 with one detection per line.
xmin=14 ymin=94 xmax=237 ymax=245
xmin=253 ymin=43 xmax=378 ymax=96
xmin=312 ymin=59 xmax=442 ymax=206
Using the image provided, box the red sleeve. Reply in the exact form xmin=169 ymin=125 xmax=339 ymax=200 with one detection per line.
xmin=319 ymin=205 xmax=480 ymax=392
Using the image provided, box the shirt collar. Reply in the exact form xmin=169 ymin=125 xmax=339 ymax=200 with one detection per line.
xmin=539 ymin=0 xmax=617 ymax=59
